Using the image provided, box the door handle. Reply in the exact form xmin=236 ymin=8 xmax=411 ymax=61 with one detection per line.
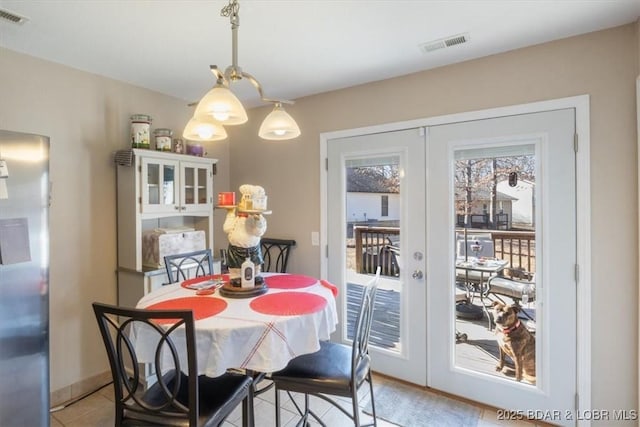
xmin=412 ymin=270 xmax=423 ymax=280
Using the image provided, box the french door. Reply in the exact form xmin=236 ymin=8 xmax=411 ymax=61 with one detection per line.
xmin=327 ymin=128 xmax=427 ymax=384
xmin=427 ymin=109 xmax=576 ymax=423
xmin=324 ymin=108 xmax=577 ymax=422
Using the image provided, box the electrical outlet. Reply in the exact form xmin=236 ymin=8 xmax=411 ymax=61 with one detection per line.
xmin=311 ymin=231 xmax=320 ymax=246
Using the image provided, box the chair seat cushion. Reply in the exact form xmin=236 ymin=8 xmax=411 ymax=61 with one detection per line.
xmin=271 ymin=341 xmax=370 ymax=397
xmin=489 ymin=276 xmax=536 ymax=301
xmin=125 ymin=371 xmax=252 ymax=427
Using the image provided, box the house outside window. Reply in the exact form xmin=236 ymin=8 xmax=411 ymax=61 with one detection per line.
xmin=381 ymin=195 xmax=389 ymax=217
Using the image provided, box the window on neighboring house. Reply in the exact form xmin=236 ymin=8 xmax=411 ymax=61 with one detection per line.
xmin=381 ymin=195 xmax=389 ymax=217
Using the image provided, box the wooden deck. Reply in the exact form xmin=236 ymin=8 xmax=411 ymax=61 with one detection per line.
xmin=346 ymin=281 xmax=535 ymax=381
xmin=346 ymin=283 xmax=400 ymax=350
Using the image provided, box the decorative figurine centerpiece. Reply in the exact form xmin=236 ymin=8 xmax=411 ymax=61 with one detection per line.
xmin=222 ymin=184 xmax=269 ymax=287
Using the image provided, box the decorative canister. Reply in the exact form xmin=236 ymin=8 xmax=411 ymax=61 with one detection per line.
xmin=130 ymin=114 xmax=152 ymax=149
xmin=154 ymin=128 xmax=173 ymax=151
xmin=172 ymin=138 xmax=184 ymax=154
xmin=187 ymin=144 xmax=204 ymax=157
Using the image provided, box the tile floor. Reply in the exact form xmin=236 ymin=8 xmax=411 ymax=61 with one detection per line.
xmin=49 ymin=373 xmax=541 ymax=426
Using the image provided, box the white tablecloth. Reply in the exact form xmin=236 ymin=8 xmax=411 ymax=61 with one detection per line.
xmin=133 ymin=273 xmax=338 ymax=378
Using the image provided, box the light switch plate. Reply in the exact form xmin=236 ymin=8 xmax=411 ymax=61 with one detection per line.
xmin=311 ymin=231 xmax=320 ymax=246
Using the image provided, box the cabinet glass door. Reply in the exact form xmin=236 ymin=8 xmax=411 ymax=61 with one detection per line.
xmin=181 ymin=162 xmax=212 ymax=212
xmin=141 ymin=158 xmax=179 ymax=213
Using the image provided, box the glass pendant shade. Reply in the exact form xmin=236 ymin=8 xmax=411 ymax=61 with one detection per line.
xmin=258 ymin=104 xmax=301 ymax=140
xmin=193 ymin=83 xmax=248 ymax=125
xmin=182 ymin=116 xmax=228 ymax=141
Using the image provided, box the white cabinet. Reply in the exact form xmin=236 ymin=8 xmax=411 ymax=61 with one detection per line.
xmin=180 ymin=160 xmax=214 ymax=213
xmin=115 ymin=149 xmax=218 ymax=307
xmin=140 ymin=157 xmax=179 ymax=214
xmin=140 ymin=154 xmax=214 ymax=215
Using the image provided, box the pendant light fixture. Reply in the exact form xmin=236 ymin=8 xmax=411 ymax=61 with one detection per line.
xmin=184 ymin=0 xmax=300 ymax=142
xmin=183 ymin=116 xmax=228 ymax=142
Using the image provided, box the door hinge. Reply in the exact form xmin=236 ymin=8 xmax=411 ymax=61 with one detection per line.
xmin=325 ymin=158 xmax=328 ymax=171
xmin=138 ymin=165 xmax=142 ymax=173
xmin=325 ymin=245 xmax=328 ymax=258
xmin=575 ymin=264 xmax=579 ymax=282
xmin=575 ymin=393 xmax=579 ymax=411
xmin=138 ymin=196 xmax=142 ymax=205
xmin=212 ymin=164 xmax=217 ymax=175
xmin=573 ymin=133 xmax=578 ymax=153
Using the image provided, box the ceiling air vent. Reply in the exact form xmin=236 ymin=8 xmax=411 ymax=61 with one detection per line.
xmin=0 ymin=8 xmax=28 ymax=25
xmin=419 ymin=33 xmax=470 ymax=53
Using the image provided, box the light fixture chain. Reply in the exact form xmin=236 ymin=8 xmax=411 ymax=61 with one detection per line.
xmin=221 ymin=0 xmax=239 ymax=20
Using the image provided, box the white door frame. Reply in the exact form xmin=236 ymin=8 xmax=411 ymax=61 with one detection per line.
xmin=320 ymin=95 xmax=591 ymax=421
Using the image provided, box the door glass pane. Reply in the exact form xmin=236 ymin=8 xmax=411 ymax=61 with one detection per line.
xmin=197 ymin=167 xmax=208 ymax=205
xmin=147 ymin=163 xmax=160 ymax=205
xmin=162 ymin=165 xmax=175 ymax=205
xmin=345 ymin=155 xmax=401 ymax=352
xmin=183 ymin=166 xmax=194 ymax=205
xmin=454 ymin=143 xmax=537 ymax=385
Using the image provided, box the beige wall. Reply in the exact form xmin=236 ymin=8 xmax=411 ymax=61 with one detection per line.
xmin=228 ymin=24 xmax=640 ymax=420
xmin=0 ymin=47 xmax=231 ymax=397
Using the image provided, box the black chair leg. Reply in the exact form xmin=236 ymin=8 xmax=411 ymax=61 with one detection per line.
xmin=243 ymin=386 xmax=254 ymax=427
xmin=368 ymin=373 xmax=377 ymax=427
xmin=352 ymin=390 xmax=361 ymax=427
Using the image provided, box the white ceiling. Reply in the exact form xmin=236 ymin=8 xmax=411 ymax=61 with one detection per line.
xmin=1 ymin=1 xmax=639 ymax=107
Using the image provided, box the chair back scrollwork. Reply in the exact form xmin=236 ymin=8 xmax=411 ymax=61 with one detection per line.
xmin=260 ymin=238 xmax=296 ymax=273
xmin=164 ymin=249 xmax=214 ymax=284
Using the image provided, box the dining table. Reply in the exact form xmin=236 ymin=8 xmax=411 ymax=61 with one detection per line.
xmin=132 ymin=272 xmax=339 ymax=379
xmin=455 ymin=257 xmax=509 ymax=329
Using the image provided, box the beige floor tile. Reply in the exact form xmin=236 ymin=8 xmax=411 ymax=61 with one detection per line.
xmin=63 ymin=403 xmax=115 ymax=427
xmin=49 ymin=415 xmax=64 ymax=427
xmin=49 ymin=392 xmax=114 ymax=425
xmin=96 ymin=383 xmax=115 ymax=402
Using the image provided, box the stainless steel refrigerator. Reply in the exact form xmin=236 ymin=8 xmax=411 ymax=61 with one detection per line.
xmin=0 ymin=130 xmax=50 ymax=426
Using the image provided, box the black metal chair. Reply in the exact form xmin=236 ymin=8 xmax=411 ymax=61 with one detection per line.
xmin=271 ymin=267 xmax=380 ymax=427
xmin=92 ymin=302 xmax=254 ymax=427
xmin=164 ymin=249 xmax=214 ymax=284
xmin=260 ymin=238 xmax=296 ymax=273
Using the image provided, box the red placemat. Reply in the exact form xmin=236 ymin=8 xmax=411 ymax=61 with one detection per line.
xmin=182 ymin=274 xmax=230 ymax=289
xmin=145 ymin=297 xmax=227 ymax=324
xmin=250 ymin=292 xmax=327 ymax=316
xmin=264 ymin=274 xmax=317 ymax=289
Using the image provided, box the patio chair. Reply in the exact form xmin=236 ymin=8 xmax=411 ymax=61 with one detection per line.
xmin=487 ymin=274 xmax=535 ymax=304
xmin=92 ymin=302 xmax=254 ymax=427
xmin=164 ymin=249 xmax=214 ymax=284
xmin=271 ymin=267 xmax=381 ymax=427
xmin=456 ymin=238 xmax=495 ymax=260
xmin=260 ymin=238 xmax=296 ymax=273
xmin=487 ymin=273 xmax=536 ymax=323
xmin=455 ymin=239 xmax=497 ymax=286
xmin=378 ymin=244 xmax=400 ymax=277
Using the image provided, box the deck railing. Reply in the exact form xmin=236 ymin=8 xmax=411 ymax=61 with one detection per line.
xmin=489 ymin=230 xmax=536 ymax=274
xmin=353 ymin=226 xmax=536 ymax=276
xmin=354 ymin=226 xmax=400 ymax=277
